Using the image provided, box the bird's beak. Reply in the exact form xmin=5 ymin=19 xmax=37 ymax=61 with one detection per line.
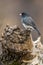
xmin=19 ymin=13 xmax=22 ymax=16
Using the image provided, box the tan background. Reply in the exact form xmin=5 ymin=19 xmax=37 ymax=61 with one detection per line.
xmin=0 ymin=0 xmax=43 ymax=42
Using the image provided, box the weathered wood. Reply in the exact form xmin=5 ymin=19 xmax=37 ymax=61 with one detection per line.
xmin=0 ymin=25 xmax=43 ymax=65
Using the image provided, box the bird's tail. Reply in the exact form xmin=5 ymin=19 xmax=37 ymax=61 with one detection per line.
xmin=34 ymin=27 xmax=41 ymax=36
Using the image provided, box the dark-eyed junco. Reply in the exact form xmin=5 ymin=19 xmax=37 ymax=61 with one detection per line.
xmin=19 ymin=12 xmax=41 ymax=36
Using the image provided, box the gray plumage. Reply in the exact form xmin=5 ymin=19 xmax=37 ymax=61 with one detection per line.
xmin=20 ymin=12 xmax=41 ymax=36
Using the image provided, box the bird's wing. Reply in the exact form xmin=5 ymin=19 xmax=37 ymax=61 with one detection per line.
xmin=23 ymin=16 xmax=36 ymax=28
xmin=22 ymin=16 xmax=41 ymax=35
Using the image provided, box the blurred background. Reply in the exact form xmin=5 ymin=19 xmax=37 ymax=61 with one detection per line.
xmin=0 ymin=0 xmax=43 ymax=42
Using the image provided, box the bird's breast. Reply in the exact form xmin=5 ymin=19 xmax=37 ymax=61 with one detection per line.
xmin=22 ymin=23 xmax=34 ymax=30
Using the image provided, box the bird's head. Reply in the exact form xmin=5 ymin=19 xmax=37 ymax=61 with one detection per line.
xmin=19 ymin=12 xmax=29 ymax=18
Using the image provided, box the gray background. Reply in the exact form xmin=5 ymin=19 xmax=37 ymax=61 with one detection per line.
xmin=0 ymin=0 xmax=43 ymax=41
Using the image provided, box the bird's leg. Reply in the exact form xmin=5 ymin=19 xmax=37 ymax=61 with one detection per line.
xmin=33 ymin=36 xmax=41 ymax=44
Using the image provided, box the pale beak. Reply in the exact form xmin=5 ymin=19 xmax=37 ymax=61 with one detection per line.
xmin=19 ymin=13 xmax=22 ymax=16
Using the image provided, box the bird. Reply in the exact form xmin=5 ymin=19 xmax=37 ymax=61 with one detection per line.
xmin=19 ymin=12 xmax=41 ymax=36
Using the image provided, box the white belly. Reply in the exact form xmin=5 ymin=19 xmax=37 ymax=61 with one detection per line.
xmin=22 ymin=23 xmax=34 ymax=30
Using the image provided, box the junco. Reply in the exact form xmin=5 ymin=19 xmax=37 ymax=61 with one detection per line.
xmin=19 ymin=12 xmax=41 ymax=36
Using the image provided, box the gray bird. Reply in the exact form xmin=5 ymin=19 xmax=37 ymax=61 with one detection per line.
xmin=19 ymin=12 xmax=41 ymax=36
